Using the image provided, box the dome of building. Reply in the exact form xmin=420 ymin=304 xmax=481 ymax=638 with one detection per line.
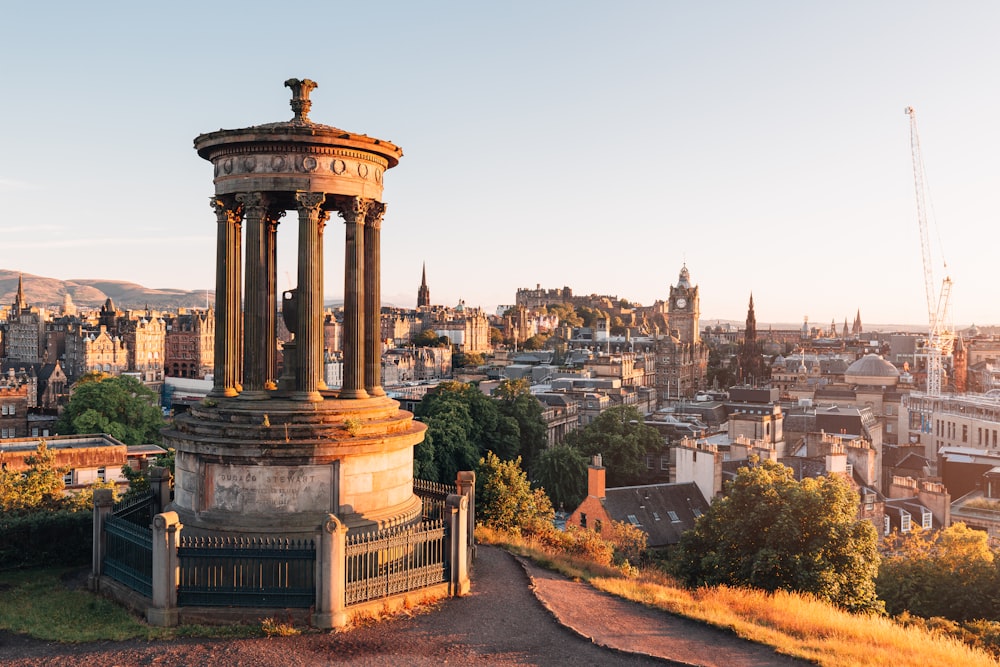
xmin=845 ymin=353 xmax=900 ymax=386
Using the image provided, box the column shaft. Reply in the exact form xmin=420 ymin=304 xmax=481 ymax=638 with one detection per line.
xmin=364 ymin=202 xmax=386 ymax=397
xmin=340 ymin=197 xmax=369 ymax=399
xmin=293 ymin=192 xmax=326 ymax=401
xmin=210 ymin=198 xmax=242 ymax=397
xmin=264 ymin=212 xmax=282 ymax=389
xmin=238 ymin=193 xmax=269 ymax=398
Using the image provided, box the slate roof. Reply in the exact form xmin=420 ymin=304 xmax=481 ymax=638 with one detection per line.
xmin=602 ymin=482 xmax=709 ymax=548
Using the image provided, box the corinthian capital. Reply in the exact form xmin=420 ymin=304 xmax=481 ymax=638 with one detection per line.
xmin=236 ymin=192 xmax=267 ymax=218
xmin=338 ymin=196 xmax=370 ymax=225
xmin=210 ymin=197 xmax=242 ymax=224
xmin=295 ymin=191 xmax=326 ymax=214
xmin=365 ymin=201 xmax=386 ymax=229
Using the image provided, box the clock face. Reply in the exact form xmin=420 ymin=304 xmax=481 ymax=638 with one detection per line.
xmin=676 ymin=297 xmax=687 ymax=309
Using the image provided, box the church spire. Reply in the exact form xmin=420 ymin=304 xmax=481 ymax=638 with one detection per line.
xmin=417 ymin=262 xmax=430 ymax=308
xmin=13 ymin=273 xmax=27 ymax=313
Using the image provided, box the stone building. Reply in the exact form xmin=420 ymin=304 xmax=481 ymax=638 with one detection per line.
xmin=3 ymin=276 xmax=45 ymax=365
xmin=122 ymin=312 xmax=167 ymax=383
xmin=655 ymin=265 xmax=709 ymax=403
xmin=0 ymin=376 xmax=29 ymax=439
xmin=164 ymin=309 xmax=214 ymax=379
xmin=63 ymin=324 xmax=128 ymax=380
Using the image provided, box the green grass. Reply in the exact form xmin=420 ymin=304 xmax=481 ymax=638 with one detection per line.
xmin=0 ymin=567 xmax=260 ymax=643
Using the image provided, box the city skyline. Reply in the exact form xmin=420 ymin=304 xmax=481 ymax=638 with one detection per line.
xmin=2 ymin=2 xmax=999 ymax=326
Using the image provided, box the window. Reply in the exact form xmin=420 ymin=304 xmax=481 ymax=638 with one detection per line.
xmin=660 ymin=456 xmax=670 ymax=471
xmin=1 ymin=404 xmax=7 ymax=415
xmin=63 ymin=470 xmax=74 ymax=486
xmin=884 ymin=516 xmax=890 ymax=536
xmin=667 ymin=511 xmax=680 ymax=522
xmin=8 ymin=404 xmax=13 ymax=416
xmin=97 ymin=467 xmax=106 ymax=482
xmin=626 ymin=514 xmax=640 ymax=526
xmin=579 ymin=513 xmax=587 ymax=529
xmin=901 ymin=512 xmax=912 ymax=533
xmin=652 ymin=512 xmax=661 ymax=521
xmin=963 ymin=425 xmax=968 ymax=443
xmin=594 ymin=519 xmax=602 ymax=533
xmin=645 ymin=455 xmax=654 ymax=469
xmin=692 ymin=508 xmax=702 ymax=518
xmin=922 ymin=511 xmax=932 ymax=530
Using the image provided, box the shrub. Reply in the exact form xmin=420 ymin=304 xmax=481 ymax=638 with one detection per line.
xmin=0 ymin=510 xmax=92 ymax=569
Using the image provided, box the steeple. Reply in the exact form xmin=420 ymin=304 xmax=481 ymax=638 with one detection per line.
xmin=417 ymin=262 xmax=430 ymax=308
xmin=852 ymin=309 xmax=863 ymax=335
xmin=14 ymin=273 xmax=27 ymax=312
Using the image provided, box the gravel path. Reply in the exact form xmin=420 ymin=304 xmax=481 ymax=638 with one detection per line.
xmin=1 ymin=546 xmax=813 ymax=666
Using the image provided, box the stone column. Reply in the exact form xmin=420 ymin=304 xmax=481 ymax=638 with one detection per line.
xmin=314 ymin=514 xmax=348 ymax=630
xmin=88 ymin=488 xmax=114 ymax=591
xmin=339 ymin=197 xmax=369 ymax=399
xmin=364 ymin=202 xmax=386 ymax=397
xmin=209 ymin=197 xmax=242 ymax=397
xmin=238 ymin=192 xmax=269 ymax=399
xmin=264 ymin=209 xmax=284 ymax=390
xmin=456 ymin=470 xmax=477 ymax=564
xmin=446 ymin=494 xmax=470 ymax=597
xmin=293 ymin=192 xmax=326 ymax=401
xmin=147 ymin=511 xmax=182 ymax=627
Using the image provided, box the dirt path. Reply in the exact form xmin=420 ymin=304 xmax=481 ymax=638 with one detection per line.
xmin=2 ymin=546 xmax=813 ymax=666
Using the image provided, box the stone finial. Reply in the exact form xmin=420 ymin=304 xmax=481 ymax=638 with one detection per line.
xmin=285 ymin=78 xmax=318 ymax=122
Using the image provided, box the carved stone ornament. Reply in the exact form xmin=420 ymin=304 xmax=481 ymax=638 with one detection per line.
xmin=236 ymin=192 xmax=264 ymax=210
xmin=295 ymin=191 xmax=326 ymax=212
xmin=270 ymin=155 xmax=286 ymax=170
xmin=285 ymin=78 xmax=318 ymax=122
xmin=331 ymin=159 xmax=346 ymax=175
xmin=302 ymin=156 xmax=318 ymax=172
xmin=365 ymin=201 xmax=386 ymax=228
xmin=338 ymin=196 xmax=369 ymax=224
xmin=223 ymin=158 xmax=233 ymax=174
xmin=243 ymin=156 xmax=257 ymax=172
xmin=357 ymin=163 xmax=369 ymax=179
xmin=210 ymin=198 xmax=242 ymax=224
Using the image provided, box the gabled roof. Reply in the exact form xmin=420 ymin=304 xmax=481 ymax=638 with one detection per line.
xmin=601 ymin=482 xmax=709 ymax=547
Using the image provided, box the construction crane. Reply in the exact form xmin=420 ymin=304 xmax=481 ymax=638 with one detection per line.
xmin=906 ymin=106 xmax=954 ymax=396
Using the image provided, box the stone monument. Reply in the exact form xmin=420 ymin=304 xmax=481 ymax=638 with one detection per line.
xmin=162 ymin=79 xmax=426 ymax=537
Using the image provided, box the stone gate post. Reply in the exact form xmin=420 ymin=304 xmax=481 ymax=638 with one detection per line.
xmin=314 ymin=514 xmax=348 ymax=629
xmin=149 ymin=466 xmax=172 ymax=514
xmin=456 ymin=471 xmax=476 ymax=563
xmin=147 ymin=511 xmax=182 ymax=627
xmin=88 ymin=488 xmax=115 ymax=592
xmin=446 ymin=494 xmax=470 ymax=596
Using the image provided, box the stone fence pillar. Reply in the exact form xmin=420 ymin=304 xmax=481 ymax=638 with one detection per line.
xmin=446 ymin=494 xmax=470 ymax=597
xmin=88 ymin=488 xmax=115 ymax=592
xmin=456 ymin=470 xmax=476 ymax=564
xmin=147 ymin=511 xmax=182 ymax=627
xmin=149 ymin=466 xmax=172 ymax=514
xmin=314 ymin=514 xmax=348 ymax=629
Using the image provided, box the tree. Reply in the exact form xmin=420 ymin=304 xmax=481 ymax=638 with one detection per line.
xmin=532 ymin=444 xmax=588 ymax=511
xmin=878 ymin=523 xmax=998 ymax=621
xmin=413 ymin=381 xmax=519 ymax=482
xmin=477 ymin=451 xmax=553 ymax=532
xmin=0 ymin=441 xmax=66 ymax=513
xmin=493 ymin=379 xmax=547 ymax=473
xmin=412 ymin=329 xmax=448 ymax=348
xmin=521 ymin=333 xmax=551 ymax=351
xmin=563 ymin=405 xmax=663 ymax=487
xmin=489 ymin=327 xmax=505 ymax=347
xmin=670 ymin=459 xmax=882 ymax=614
xmin=55 ymin=375 xmax=164 ymax=445
xmin=546 ymin=302 xmax=582 ymax=328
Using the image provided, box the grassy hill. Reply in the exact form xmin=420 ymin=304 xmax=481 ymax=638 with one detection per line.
xmin=0 ymin=270 xmax=212 ymax=311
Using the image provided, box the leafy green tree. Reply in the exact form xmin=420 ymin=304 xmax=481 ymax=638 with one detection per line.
xmin=670 ymin=459 xmax=882 ymax=614
xmin=55 ymin=375 xmax=164 ymax=445
xmin=477 ymin=451 xmax=554 ymax=531
xmin=412 ymin=329 xmax=448 ymax=347
xmin=878 ymin=523 xmax=998 ymax=621
xmin=563 ymin=405 xmax=663 ymax=487
xmin=0 ymin=441 xmax=67 ymax=513
xmin=455 ymin=351 xmax=485 ymax=368
xmin=493 ymin=379 xmax=547 ymax=473
xmin=532 ymin=443 xmax=588 ymax=510
xmin=413 ymin=381 xmax=519 ymax=482
xmin=489 ymin=327 xmax=505 ymax=347
xmin=546 ymin=302 xmax=582 ymax=328
xmin=521 ymin=333 xmax=551 ymax=350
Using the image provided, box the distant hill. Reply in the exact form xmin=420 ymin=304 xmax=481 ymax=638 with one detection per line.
xmin=0 ymin=270 xmax=212 ymax=311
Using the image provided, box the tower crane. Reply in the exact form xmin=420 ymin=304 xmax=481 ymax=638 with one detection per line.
xmin=906 ymin=106 xmax=954 ymax=396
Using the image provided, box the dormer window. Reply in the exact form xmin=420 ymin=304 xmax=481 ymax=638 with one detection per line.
xmin=922 ymin=510 xmax=932 ymax=530
xmin=901 ymin=511 xmax=912 ymax=533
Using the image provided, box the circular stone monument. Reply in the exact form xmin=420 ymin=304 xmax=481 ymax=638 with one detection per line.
xmin=162 ymin=79 xmax=426 ymax=536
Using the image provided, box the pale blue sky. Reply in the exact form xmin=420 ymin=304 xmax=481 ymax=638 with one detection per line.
xmin=2 ymin=1 xmax=998 ymax=327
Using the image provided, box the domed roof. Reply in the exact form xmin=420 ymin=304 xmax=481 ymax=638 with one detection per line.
xmin=845 ymin=354 xmax=899 ymax=385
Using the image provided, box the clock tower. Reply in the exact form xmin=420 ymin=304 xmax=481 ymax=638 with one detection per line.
xmin=668 ymin=264 xmax=700 ymax=345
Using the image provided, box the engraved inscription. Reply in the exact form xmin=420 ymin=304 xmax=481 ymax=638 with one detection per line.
xmin=208 ymin=463 xmax=333 ymax=513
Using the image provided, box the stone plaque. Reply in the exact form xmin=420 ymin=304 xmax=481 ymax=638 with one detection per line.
xmin=206 ymin=463 xmax=337 ymax=514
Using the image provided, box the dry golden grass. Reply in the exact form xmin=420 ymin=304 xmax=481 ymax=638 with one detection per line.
xmin=477 ymin=526 xmax=999 ymax=667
